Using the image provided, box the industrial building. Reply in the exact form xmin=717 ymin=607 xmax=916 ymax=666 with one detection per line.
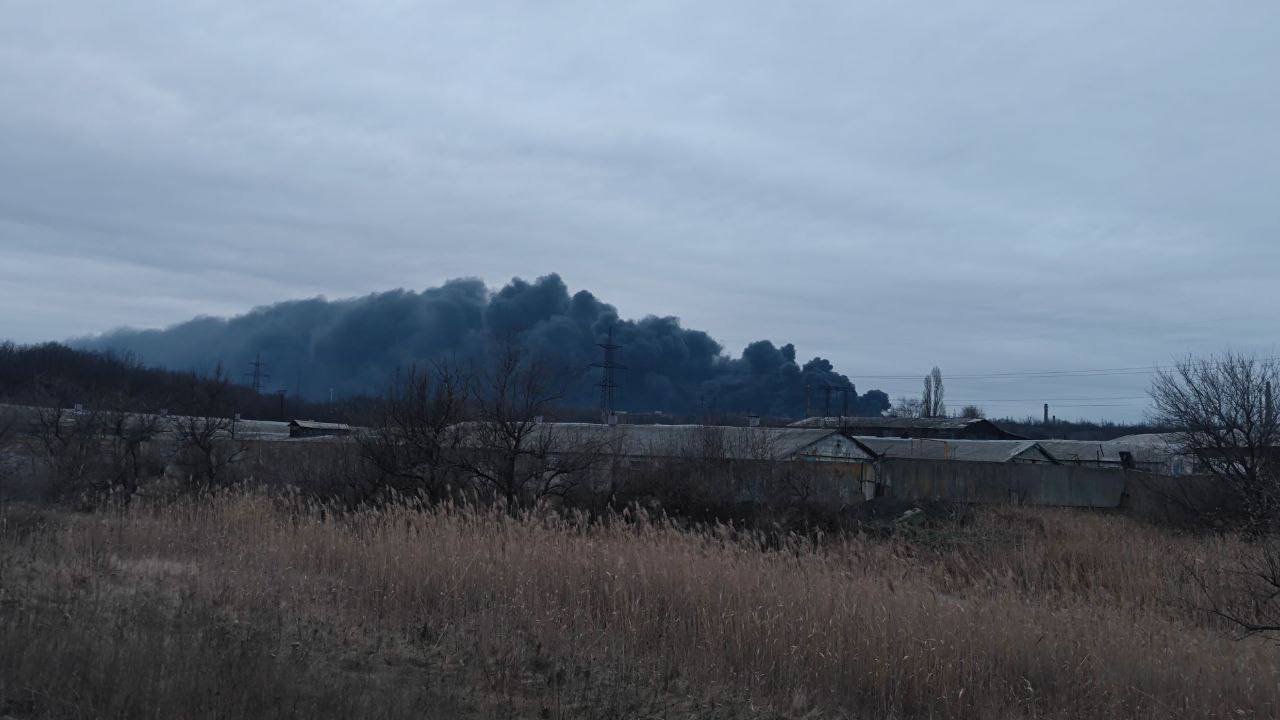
xmin=449 ymin=422 xmax=881 ymax=504
xmin=451 ymin=422 xmax=877 ymax=464
xmin=854 ymin=437 xmax=1059 ymax=464
xmin=287 ymin=420 xmax=355 ymax=439
xmin=1036 ymin=439 xmax=1168 ymax=474
xmin=788 ymin=416 xmax=1026 ymax=440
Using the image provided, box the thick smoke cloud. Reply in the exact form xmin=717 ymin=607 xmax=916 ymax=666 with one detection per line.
xmin=76 ymin=274 xmax=890 ymax=418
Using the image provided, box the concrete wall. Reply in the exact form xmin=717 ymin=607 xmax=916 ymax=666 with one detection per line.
xmin=878 ymin=458 xmax=1128 ymax=508
xmin=1121 ymin=472 xmax=1237 ymax=523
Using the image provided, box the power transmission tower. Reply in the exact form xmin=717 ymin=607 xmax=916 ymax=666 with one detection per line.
xmin=245 ymin=353 xmax=270 ymax=395
xmin=591 ymin=326 xmax=626 ymax=424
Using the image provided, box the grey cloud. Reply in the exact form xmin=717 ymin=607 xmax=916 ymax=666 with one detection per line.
xmin=3 ymin=0 xmax=1279 ymax=421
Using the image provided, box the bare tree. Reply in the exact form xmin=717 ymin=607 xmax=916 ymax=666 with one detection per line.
xmin=172 ymin=364 xmax=242 ymax=488
xmin=888 ymin=396 xmax=923 ymax=419
xmin=960 ymin=404 xmax=985 ymax=419
xmin=454 ymin=344 xmax=606 ymax=508
xmin=1150 ymin=352 xmax=1280 ymax=530
xmin=358 ymin=361 xmax=468 ymax=500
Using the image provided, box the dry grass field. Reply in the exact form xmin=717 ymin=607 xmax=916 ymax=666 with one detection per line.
xmin=1 ymin=493 xmax=1276 ymax=719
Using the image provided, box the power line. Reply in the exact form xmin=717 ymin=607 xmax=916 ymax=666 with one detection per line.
xmin=967 ymin=401 xmax=1147 ymax=408
xmin=1051 ymin=403 xmax=1147 ymax=408
xmin=852 ymin=356 xmax=1280 ymax=381
xmin=946 ymin=395 xmax=1149 ymax=402
xmin=857 ymin=367 xmax=1154 ymax=380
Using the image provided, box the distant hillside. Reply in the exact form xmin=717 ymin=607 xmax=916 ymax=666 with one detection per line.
xmin=0 ymin=342 xmax=327 ymax=421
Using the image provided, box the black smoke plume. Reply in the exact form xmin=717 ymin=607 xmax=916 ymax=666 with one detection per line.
xmin=75 ymin=274 xmax=889 ymax=418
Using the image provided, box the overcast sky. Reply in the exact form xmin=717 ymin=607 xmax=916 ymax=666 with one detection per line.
xmin=2 ymin=1 xmax=1278 ymax=421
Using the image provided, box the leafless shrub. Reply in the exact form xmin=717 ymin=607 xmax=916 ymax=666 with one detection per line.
xmin=0 ymin=405 xmax=22 ymax=499
xmin=1191 ymin=539 xmax=1280 ymax=640
xmin=99 ymin=399 xmax=168 ymax=501
xmin=20 ymin=390 xmax=110 ymax=505
xmin=357 ymin=362 xmax=468 ymax=501
xmin=15 ymin=387 xmax=170 ymax=506
xmin=171 ymin=364 xmax=242 ymax=488
xmin=454 ymin=344 xmax=607 ymax=507
xmin=608 ymin=427 xmax=785 ymax=520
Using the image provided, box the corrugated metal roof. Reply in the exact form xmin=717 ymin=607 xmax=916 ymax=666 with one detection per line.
xmin=1037 ymin=439 xmax=1165 ymax=465
xmin=450 ymin=422 xmax=876 ymax=462
xmin=1109 ymin=433 xmax=1181 ymax=448
xmin=0 ymin=403 xmax=297 ymax=439
xmin=790 ymin=416 xmax=991 ymax=430
xmin=787 ymin=416 xmax=1023 ymax=436
xmin=289 ymin=420 xmax=353 ymax=431
xmin=853 ymin=437 xmax=1057 ymax=463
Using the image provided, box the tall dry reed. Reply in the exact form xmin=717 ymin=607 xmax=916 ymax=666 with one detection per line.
xmin=2 ymin=494 xmax=1276 ymax=719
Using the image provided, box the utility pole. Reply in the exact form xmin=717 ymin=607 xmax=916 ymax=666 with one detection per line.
xmin=591 ymin=326 xmax=626 ymax=424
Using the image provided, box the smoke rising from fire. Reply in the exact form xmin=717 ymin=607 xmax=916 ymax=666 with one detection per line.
xmin=78 ymin=274 xmax=889 ymax=418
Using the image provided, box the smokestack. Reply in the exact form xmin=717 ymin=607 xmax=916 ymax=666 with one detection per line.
xmin=1043 ymin=403 xmax=1049 ymax=424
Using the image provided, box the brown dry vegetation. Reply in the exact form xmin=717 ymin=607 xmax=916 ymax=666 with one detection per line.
xmin=1 ymin=494 xmax=1277 ymax=719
